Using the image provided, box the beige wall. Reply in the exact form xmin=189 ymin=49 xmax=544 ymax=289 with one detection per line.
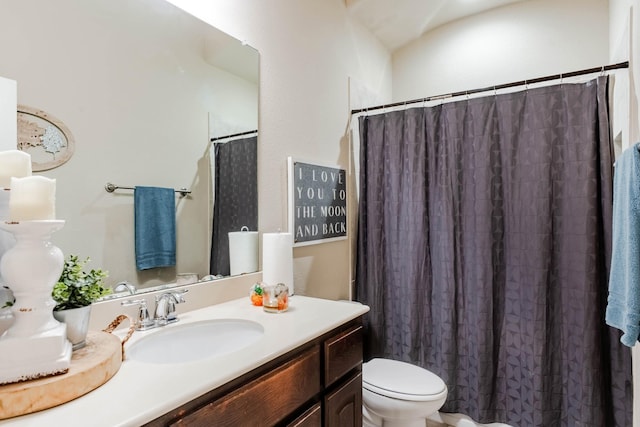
xmin=392 ymin=0 xmax=610 ymax=101
xmin=0 ymin=77 xmax=16 ymax=152
xmin=166 ymin=0 xmax=393 ymax=300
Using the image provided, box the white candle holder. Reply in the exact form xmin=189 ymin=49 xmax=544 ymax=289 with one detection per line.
xmin=0 ymin=190 xmax=16 ymax=283
xmin=0 ymin=220 xmax=71 ymax=384
xmin=0 ymin=190 xmax=16 ymax=336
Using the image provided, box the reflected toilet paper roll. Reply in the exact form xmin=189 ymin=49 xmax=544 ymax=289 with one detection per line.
xmin=228 ymin=229 xmax=258 ymax=276
xmin=262 ymin=232 xmax=294 ymax=295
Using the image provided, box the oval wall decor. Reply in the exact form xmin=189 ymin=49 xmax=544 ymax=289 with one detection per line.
xmin=17 ymin=105 xmax=75 ymax=171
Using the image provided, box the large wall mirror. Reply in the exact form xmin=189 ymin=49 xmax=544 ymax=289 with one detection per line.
xmin=0 ymin=0 xmax=259 ymax=294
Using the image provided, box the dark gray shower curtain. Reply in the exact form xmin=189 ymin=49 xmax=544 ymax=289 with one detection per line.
xmin=356 ymin=77 xmax=632 ymax=426
xmin=210 ymin=135 xmax=258 ymax=276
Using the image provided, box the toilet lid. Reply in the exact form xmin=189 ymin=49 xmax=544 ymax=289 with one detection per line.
xmin=363 ymin=358 xmax=447 ymax=401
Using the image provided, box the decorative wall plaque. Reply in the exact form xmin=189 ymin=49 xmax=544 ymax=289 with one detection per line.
xmin=17 ymin=105 xmax=74 ymax=171
xmin=287 ymin=157 xmax=347 ymax=246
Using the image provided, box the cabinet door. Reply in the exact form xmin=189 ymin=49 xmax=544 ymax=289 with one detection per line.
xmin=324 ymin=372 xmax=362 ymax=427
xmin=287 ymin=403 xmax=322 ymax=427
xmin=324 ymin=325 xmax=363 ymax=387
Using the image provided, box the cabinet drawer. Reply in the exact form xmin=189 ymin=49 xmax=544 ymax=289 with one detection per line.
xmin=174 ymin=346 xmax=321 ymax=427
xmin=324 ymin=325 xmax=363 ymax=387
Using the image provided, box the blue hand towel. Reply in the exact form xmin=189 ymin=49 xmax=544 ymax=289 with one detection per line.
xmin=134 ymin=186 xmax=176 ymax=271
xmin=606 ymin=143 xmax=640 ymax=346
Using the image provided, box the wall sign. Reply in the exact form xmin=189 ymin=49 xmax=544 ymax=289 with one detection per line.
xmin=288 ymin=157 xmax=347 ymax=246
xmin=17 ymin=105 xmax=75 ymax=171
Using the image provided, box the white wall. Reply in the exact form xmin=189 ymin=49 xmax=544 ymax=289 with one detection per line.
xmin=392 ymin=0 xmax=609 ymax=102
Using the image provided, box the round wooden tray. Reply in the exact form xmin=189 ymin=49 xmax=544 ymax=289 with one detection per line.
xmin=0 ymin=330 xmax=122 ymax=420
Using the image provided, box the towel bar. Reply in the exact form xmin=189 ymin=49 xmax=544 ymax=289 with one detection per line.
xmin=104 ymin=182 xmax=190 ymax=197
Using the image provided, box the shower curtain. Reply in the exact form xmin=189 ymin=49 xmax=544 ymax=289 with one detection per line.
xmin=356 ymin=76 xmax=632 ymax=426
xmin=210 ymin=135 xmax=258 ymax=276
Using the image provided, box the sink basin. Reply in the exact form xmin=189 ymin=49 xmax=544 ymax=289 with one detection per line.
xmin=126 ymin=319 xmax=264 ymax=364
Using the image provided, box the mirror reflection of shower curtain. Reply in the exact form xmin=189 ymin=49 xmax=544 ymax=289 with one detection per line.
xmin=210 ymin=135 xmax=258 ymax=276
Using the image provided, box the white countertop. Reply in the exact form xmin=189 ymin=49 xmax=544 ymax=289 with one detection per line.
xmin=0 ymin=296 xmax=369 ymax=427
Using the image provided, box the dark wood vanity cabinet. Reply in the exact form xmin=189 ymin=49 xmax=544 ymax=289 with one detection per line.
xmin=147 ymin=317 xmax=363 ymax=427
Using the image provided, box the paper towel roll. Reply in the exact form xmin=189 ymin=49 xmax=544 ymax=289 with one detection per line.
xmin=262 ymin=232 xmax=294 ymax=294
xmin=229 ymin=230 xmax=259 ymax=276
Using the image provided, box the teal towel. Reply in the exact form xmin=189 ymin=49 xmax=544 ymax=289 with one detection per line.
xmin=606 ymin=143 xmax=640 ymax=346
xmin=134 ymin=186 xmax=176 ymax=270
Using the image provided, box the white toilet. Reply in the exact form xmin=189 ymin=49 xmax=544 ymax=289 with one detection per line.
xmin=362 ymin=358 xmax=448 ymax=427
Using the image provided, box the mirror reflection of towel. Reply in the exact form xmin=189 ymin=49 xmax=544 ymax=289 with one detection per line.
xmin=134 ymin=186 xmax=176 ymax=270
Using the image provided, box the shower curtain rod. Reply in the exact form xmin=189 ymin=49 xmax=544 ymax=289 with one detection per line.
xmin=210 ymin=129 xmax=258 ymax=142
xmin=351 ymin=61 xmax=629 ymax=115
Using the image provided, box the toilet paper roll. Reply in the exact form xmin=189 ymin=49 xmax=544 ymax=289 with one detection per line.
xmin=228 ymin=230 xmax=258 ymax=276
xmin=262 ymin=232 xmax=294 ymax=294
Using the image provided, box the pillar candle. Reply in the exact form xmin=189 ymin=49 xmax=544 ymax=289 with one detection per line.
xmin=262 ymin=232 xmax=294 ymax=294
xmin=9 ymin=176 xmax=56 ymax=221
xmin=0 ymin=150 xmax=32 ymax=189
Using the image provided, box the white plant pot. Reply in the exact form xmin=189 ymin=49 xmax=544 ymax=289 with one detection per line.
xmin=53 ymin=305 xmax=91 ymax=350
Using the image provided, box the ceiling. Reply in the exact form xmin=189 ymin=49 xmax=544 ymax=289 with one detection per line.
xmin=345 ymin=0 xmax=529 ymax=51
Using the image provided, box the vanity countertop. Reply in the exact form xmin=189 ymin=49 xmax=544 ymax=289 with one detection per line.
xmin=0 ymin=295 xmax=369 ymax=427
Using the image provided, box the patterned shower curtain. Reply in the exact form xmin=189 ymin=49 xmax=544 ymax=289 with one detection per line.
xmin=210 ymin=135 xmax=258 ymax=276
xmin=356 ymin=76 xmax=632 ymax=426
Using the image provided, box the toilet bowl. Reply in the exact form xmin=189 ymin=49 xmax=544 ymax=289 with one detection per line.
xmin=362 ymin=358 xmax=448 ymax=427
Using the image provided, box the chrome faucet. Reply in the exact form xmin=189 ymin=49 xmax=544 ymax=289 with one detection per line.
xmin=121 ymin=289 xmax=187 ymax=331
xmin=114 ymin=281 xmax=137 ymax=295
xmin=154 ymin=290 xmax=188 ymax=326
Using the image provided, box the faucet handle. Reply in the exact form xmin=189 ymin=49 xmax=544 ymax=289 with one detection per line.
xmin=155 ymin=290 xmax=188 ymax=325
xmin=171 ymin=289 xmax=188 ymax=303
xmin=121 ymin=299 xmax=155 ymax=330
xmin=166 ymin=290 xmax=188 ymax=322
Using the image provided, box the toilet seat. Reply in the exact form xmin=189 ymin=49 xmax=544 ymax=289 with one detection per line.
xmin=363 ymin=358 xmax=447 ymax=402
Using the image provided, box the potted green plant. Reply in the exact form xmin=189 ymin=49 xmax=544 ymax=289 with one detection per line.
xmin=52 ymin=254 xmax=111 ymax=350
